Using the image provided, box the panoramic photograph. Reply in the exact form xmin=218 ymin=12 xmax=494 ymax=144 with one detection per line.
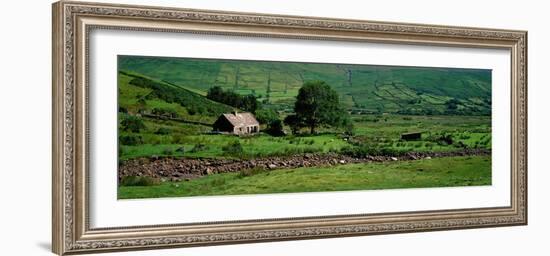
xmin=117 ymin=55 xmax=492 ymax=199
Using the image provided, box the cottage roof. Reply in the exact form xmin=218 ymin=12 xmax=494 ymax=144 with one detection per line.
xmin=221 ymin=112 xmax=259 ymax=127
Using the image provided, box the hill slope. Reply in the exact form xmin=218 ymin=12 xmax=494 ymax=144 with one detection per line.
xmin=118 ymin=55 xmax=492 ymax=115
xmin=118 ymin=70 xmax=234 ymax=123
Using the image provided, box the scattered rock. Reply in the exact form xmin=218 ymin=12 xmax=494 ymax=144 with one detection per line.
xmin=118 ymin=149 xmax=490 ymax=182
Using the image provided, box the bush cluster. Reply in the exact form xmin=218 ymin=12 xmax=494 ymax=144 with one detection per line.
xmin=119 ymin=135 xmax=143 ymax=146
xmin=151 ymin=107 xmax=178 ymax=118
xmin=154 ymin=127 xmax=171 ymax=135
xmin=120 ymin=115 xmax=146 ymax=133
xmin=222 ymin=141 xmax=244 ymax=156
xmin=190 ymin=143 xmax=208 ymax=153
xmin=206 ymin=86 xmax=259 ymax=113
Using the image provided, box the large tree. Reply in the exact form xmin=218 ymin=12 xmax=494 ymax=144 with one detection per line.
xmin=283 ymin=114 xmax=303 ymax=135
xmin=293 ymin=81 xmax=349 ymax=134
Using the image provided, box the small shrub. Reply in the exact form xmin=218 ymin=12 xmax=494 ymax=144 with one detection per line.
xmin=120 ymin=176 xmax=160 ymax=186
xmin=148 ymin=136 xmax=162 ymax=145
xmin=155 ymin=127 xmax=171 ymax=135
xmin=120 ymin=115 xmax=146 ymax=133
xmin=427 ymin=133 xmax=454 ymax=145
xmin=172 ymin=134 xmax=186 ymax=144
xmin=222 ymin=141 xmax=244 ymax=156
xmin=118 ymin=146 xmax=127 ymax=157
xmin=454 ymin=141 xmax=467 ymax=148
xmin=187 ymin=106 xmax=197 ymax=115
xmin=289 ymin=137 xmax=302 ymax=144
xmin=136 ymin=98 xmax=147 ymax=107
xmin=458 ymin=133 xmax=471 ymax=140
xmin=119 ymin=135 xmax=143 ymax=146
xmin=152 ymin=107 xmax=178 ymax=118
xmin=445 ymin=98 xmax=460 ymax=110
xmin=190 ymin=143 xmax=208 ymax=153
xmin=162 ymin=147 xmax=174 ymax=155
xmin=438 ymin=134 xmax=454 ymax=145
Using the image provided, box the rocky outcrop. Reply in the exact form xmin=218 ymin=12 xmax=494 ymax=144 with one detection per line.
xmin=118 ymin=149 xmax=490 ymax=181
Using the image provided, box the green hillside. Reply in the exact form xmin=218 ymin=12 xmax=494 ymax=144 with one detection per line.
xmin=119 ymin=55 xmax=491 ymax=115
xmin=118 ymin=70 xmax=234 ymax=123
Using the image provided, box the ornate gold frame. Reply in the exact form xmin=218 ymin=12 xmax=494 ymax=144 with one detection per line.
xmin=52 ymin=1 xmax=527 ymax=255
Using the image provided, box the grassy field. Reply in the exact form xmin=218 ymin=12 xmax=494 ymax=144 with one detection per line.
xmin=118 ymin=155 xmax=491 ymax=199
xmin=119 ymin=114 xmax=491 ymax=161
xmin=350 ymin=114 xmax=491 ymax=152
xmin=120 ymin=133 xmax=350 ymax=160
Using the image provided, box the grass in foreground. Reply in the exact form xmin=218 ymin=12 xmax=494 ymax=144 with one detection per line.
xmin=118 ymin=155 xmax=491 ymax=199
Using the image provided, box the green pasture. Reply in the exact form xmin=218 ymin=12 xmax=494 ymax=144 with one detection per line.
xmin=349 ymin=114 xmax=491 ymax=152
xmin=118 ymin=112 xmax=491 ymax=161
xmin=118 ymin=155 xmax=491 ymax=199
xmin=119 ymin=133 xmax=349 ymax=160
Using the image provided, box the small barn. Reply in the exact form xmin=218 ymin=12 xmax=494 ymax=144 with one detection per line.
xmin=401 ymin=132 xmax=422 ymax=141
xmin=212 ymin=111 xmax=260 ymax=135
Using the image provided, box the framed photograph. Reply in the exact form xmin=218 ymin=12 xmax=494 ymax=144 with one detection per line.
xmin=52 ymin=1 xmax=527 ymax=255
